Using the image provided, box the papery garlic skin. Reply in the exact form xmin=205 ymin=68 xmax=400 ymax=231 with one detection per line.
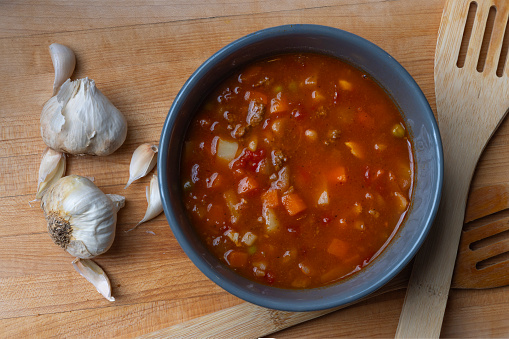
xmin=49 ymin=43 xmax=76 ymax=95
xmin=42 ymin=175 xmax=125 ymax=258
xmin=41 ymin=78 xmax=128 ymax=156
xmin=137 ymin=173 xmax=163 ymax=226
xmin=36 ymin=147 xmax=66 ymax=199
xmin=72 ymin=258 xmax=115 ymax=302
xmin=124 ymin=143 xmax=158 ymax=188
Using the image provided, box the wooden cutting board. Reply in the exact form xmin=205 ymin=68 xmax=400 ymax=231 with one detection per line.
xmin=2 ymin=0 xmax=509 ymax=337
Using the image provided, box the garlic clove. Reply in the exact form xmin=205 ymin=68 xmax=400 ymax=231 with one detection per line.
xmin=72 ymin=258 xmax=115 ymax=302
xmin=49 ymin=43 xmax=76 ymax=95
xmin=36 ymin=147 xmax=66 ymax=199
xmin=41 ymin=78 xmax=128 ymax=156
xmin=42 ymin=175 xmax=125 ymax=258
xmin=124 ymin=143 xmax=158 ymax=189
xmin=127 ymin=173 xmax=163 ymax=232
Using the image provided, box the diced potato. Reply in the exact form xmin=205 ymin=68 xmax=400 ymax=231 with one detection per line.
xmin=353 ymin=202 xmax=362 ymax=215
xmin=291 ymin=278 xmax=310 ymax=288
xmin=339 ymin=79 xmax=353 ymax=91
xmin=271 ymin=118 xmax=284 ymax=133
xmin=394 ymin=191 xmax=409 ymax=212
xmin=224 ymin=190 xmax=241 ymax=223
xmin=305 ymin=129 xmax=318 ymax=141
xmin=263 ymin=206 xmax=280 ymax=232
xmin=318 ymin=190 xmax=329 ymax=206
xmin=282 ymin=193 xmax=307 ymax=216
xmin=217 ymin=138 xmax=238 ymax=161
xmin=248 ymin=136 xmax=258 ymax=151
xmin=298 ymin=262 xmax=311 ymax=275
xmin=368 ymin=209 xmax=380 ymax=218
xmin=354 ymin=220 xmax=365 ymax=231
xmin=253 ymin=262 xmax=267 ymax=277
xmin=241 ymin=232 xmax=257 ymax=246
xmin=311 ymin=90 xmax=325 ymax=101
xmin=237 ymin=176 xmax=258 ymax=195
xmin=225 ymin=230 xmax=241 ymax=246
xmin=345 ymin=141 xmax=364 ymax=159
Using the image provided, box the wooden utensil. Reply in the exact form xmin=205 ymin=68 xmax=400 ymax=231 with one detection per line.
xmin=139 ymin=184 xmax=509 ymax=338
xmin=396 ymin=0 xmax=509 ymax=337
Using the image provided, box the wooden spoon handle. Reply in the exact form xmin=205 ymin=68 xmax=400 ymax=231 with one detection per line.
xmin=395 ymin=163 xmax=472 ymax=338
xmin=140 ymin=267 xmax=410 ymax=338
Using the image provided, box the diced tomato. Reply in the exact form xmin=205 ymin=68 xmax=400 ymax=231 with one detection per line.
xmin=244 ymin=91 xmax=268 ymax=105
xmin=327 ymin=238 xmax=349 ymax=258
xmin=262 ymin=189 xmax=279 ymax=208
xmin=231 ymin=149 xmax=266 ymax=171
xmin=270 ymin=92 xmax=289 ymax=114
xmin=282 ymin=193 xmax=307 ymax=216
xmin=226 ymin=250 xmax=249 ymax=268
xmin=237 ymin=176 xmax=259 ymax=195
xmin=330 ymin=166 xmax=347 ymax=183
xmin=265 ymin=271 xmax=276 ymax=284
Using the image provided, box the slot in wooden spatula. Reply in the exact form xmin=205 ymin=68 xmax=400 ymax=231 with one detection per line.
xmin=396 ymin=0 xmax=509 ymax=337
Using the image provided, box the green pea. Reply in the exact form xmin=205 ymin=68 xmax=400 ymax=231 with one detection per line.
xmin=248 ymin=246 xmax=257 ymax=255
xmin=274 ymin=85 xmax=283 ymax=93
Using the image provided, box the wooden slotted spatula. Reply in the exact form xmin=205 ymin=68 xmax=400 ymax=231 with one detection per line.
xmin=396 ymin=0 xmax=509 ymax=337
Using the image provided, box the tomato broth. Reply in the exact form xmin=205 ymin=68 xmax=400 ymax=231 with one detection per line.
xmin=180 ymin=53 xmax=414 ymax=289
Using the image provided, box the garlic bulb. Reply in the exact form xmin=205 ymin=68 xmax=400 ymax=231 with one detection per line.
xmin=125 ymin=143 xmax=158 ymax=188
xmin=36 ymin=147 xmax=66 ymax=199
xmin=49 ymin=43 xmax=76 ymax=95
xmin=41 ymin=78 xmax=128 ymax=156
xmin=72 ymin=258 xmax=115 ymax=302
xmin=42 ymin=175 xmax=125 ymax=258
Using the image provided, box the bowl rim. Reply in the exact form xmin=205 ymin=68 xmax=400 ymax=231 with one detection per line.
xmin=158 ymin=24 xmax=443 ymax=311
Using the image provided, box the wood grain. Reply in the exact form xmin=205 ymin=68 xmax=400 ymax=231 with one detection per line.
xmin=2 ymin=0 xmax=509 ymax=338
xmin=396 ymin=0 xmax=509 ymax=337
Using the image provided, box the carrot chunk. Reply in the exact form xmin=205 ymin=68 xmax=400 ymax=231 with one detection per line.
xmin=237 ymin=176 xmax=258 ymax=195
xmin=330 ymin=166 xmax=347 ymax=183
xmin=282 ymin=193 xmax=307 ymax=216
xmin=262 ymin=189 xmax=279 ymax=208
xmin=226 ymin=250 xmax=248 ymax=268
xmin=270 ymin=92 xmax=289 ymax=114
xmin=327 ymin=238 xmax=349 ymax=258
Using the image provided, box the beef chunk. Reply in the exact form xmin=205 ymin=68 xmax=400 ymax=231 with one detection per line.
xmin=271 ymin=149 xmax=287 ymax=171
xmin=231 ymin=124 xmax=247 ymax=139
xmin=246 ymin=100 xmax=266 ymax=127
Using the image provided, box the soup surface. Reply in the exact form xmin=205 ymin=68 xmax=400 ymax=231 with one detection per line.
xmin=180 ymin=53 xmax=414 ymax=289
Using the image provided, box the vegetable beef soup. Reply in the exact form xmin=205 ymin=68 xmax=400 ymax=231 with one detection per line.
xmin=180 ymin=53 xmax=414 ymax=289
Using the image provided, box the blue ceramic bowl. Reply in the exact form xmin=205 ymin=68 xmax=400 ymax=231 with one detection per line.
xmin=158 ymin=24 xmax=443 ymax=311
